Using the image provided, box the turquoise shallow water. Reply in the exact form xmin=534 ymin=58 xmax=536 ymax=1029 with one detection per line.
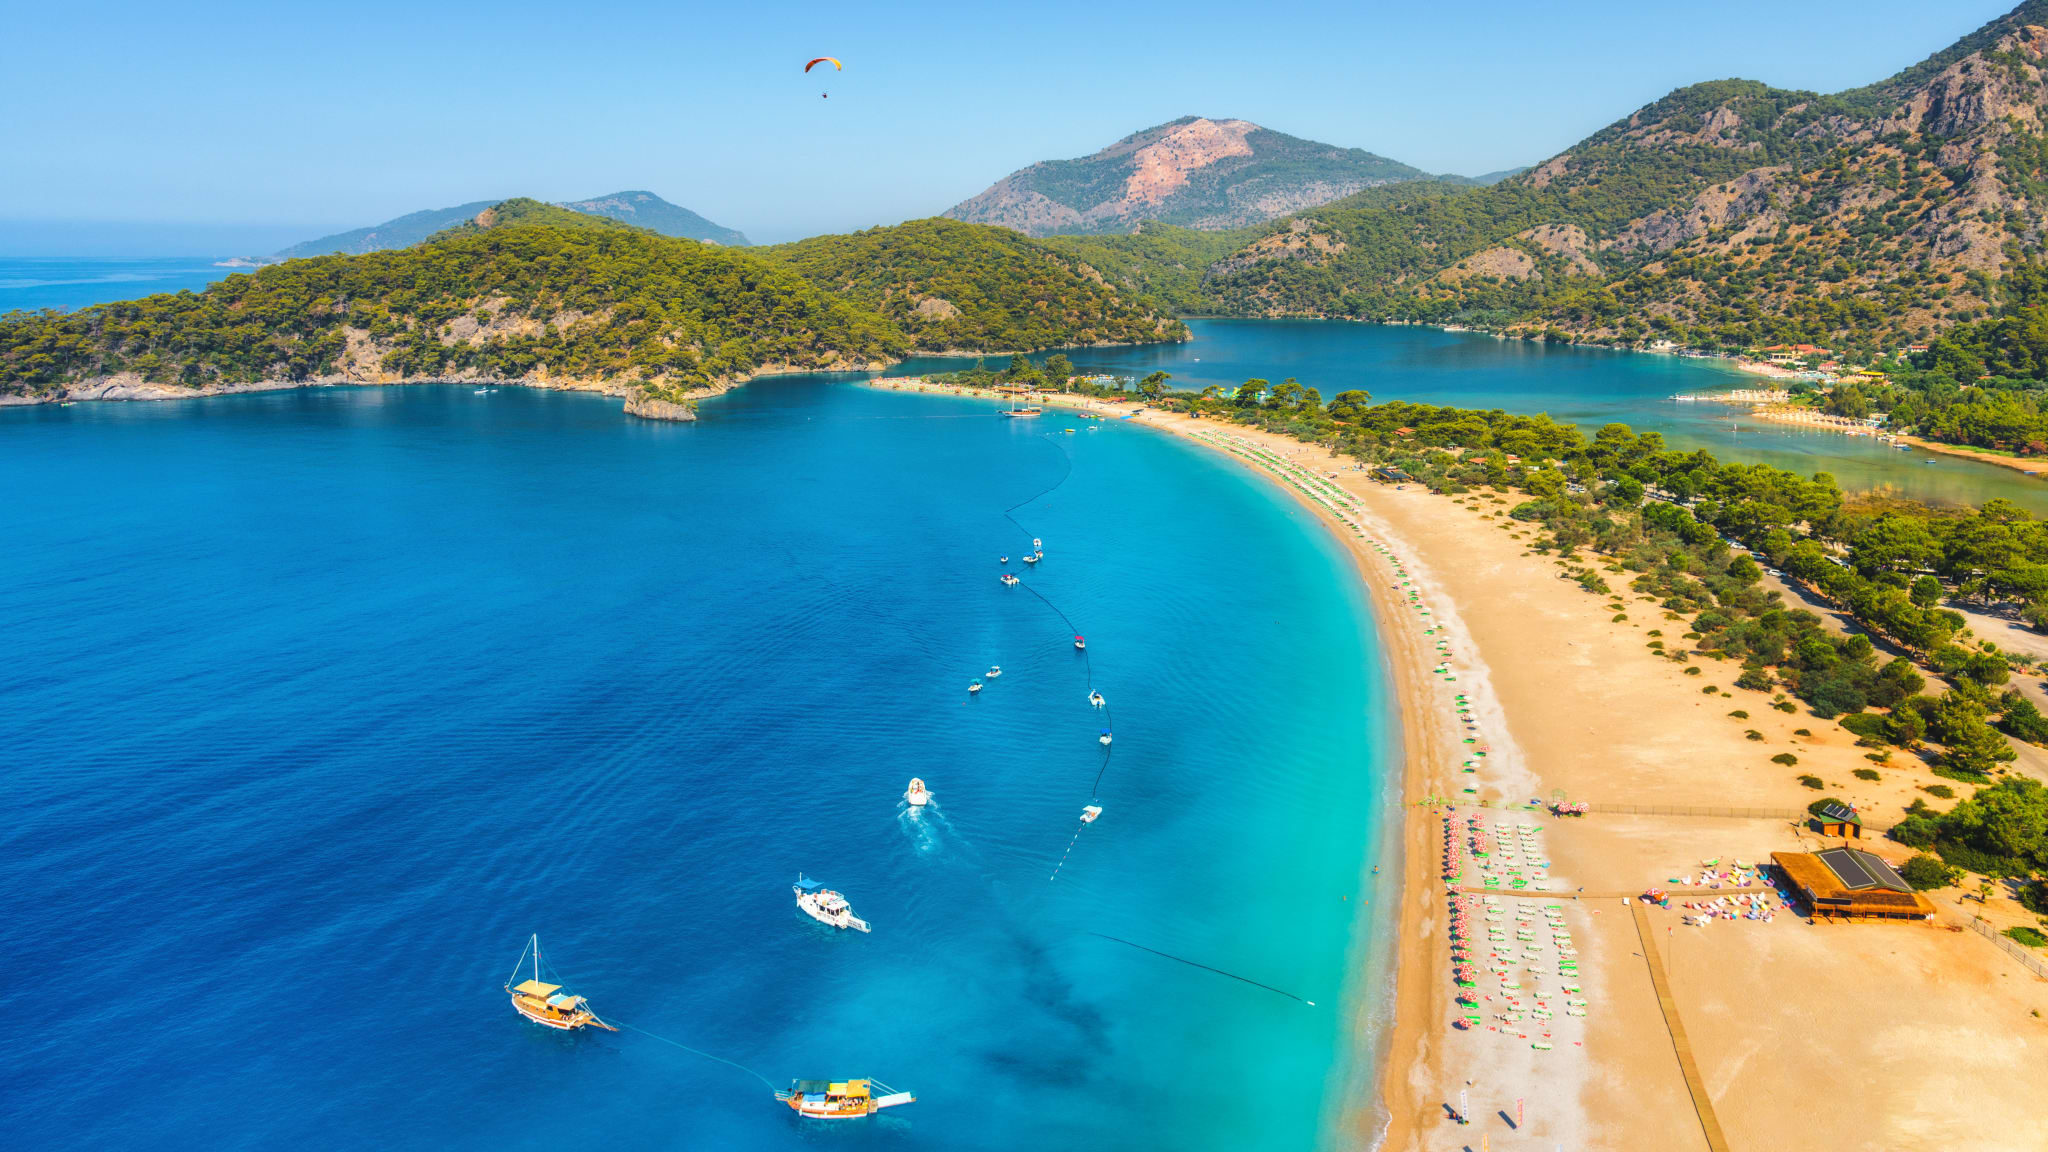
xmin=1 ymin=379 xmax=1396 ymax=1150
xmin=908 ymin=319 xmax=2048 ymax=513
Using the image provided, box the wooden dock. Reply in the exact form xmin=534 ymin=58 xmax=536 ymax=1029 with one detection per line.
xmin=1630 ymin=900 xmax=1732 ymax=1152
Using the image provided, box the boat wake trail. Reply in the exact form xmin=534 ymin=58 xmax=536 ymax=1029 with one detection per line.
xmin=898 ymin=801 xmax=972 ymax=858
xmin=1087 ymin=933 xmax=1316 ymax=1006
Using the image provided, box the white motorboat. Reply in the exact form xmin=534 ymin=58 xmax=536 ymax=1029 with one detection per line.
xmin=1022 ymin=554 xmax=1039 ymax=564
xmin=968 ymin=680 xmax=983 ymax=694
xmin=1088 ymin=691 xmax=1105 ymax=708
xmin=999 ymin=556 xmax=1008 ymax=564
xmin=1001 ymin=574 xmax=1020 ymax=586
xmin=904 ymin=778 xmax=930 ymax=807
xmin=1080 ymin=805 xmax=1103 ymax=824
xmin=1032 ymin=538 xmax=1042 ymax=550
xmin=794 ymin=876 xmax=870 ymax=932
xmin=1073 ymin=635 xmax=1086 ymax=651
xmin=986 ymin=665 xmax=1002 ymax=678
xmin=1098 ymin=731 xmax=1112 ymax=746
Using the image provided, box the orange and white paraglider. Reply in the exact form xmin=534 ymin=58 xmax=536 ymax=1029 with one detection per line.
xmin=805 ymin=56 xmax=841 ymax=98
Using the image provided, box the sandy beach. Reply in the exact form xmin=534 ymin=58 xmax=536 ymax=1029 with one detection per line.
xmin=866 ymin=378 xmax=2048 ymax=1151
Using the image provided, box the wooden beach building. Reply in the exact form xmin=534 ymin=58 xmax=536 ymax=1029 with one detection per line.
xmin=1771 ymin=848 xmax=1935 ymax=921
xmin=1813 ymin=801 xmax=1863 ymax=839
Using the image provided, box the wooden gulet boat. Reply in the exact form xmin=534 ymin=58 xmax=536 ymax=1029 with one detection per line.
xmin=505 ymin=934 xmax=616 ymax=1031
xmin=777 ymin=1078 xmax=916 ymax=1119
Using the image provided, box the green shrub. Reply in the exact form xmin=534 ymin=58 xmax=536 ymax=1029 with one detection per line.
xmin=1612 ymin=613 xmax=1628 ymax=622
xmin=2004 ymin=925 xmax=2048 ymax=948
xmin=1838 ymin=712 xmax=1889 ymax=741
xmin=1746 ymin=729 xmax=1766 ymax=741
xmin=1736 ymin=667 xmax=1774 ymax=691
xmin=1902 ymin=853 xmax=1959 ymax=891
xmin=2020 ymin=879 xmax=2048 ymax=915
xmin=1922 ymin=784 xmax=1955 ymax=798
xmin=1794 ymin=728 xmax=1813 ymax=737
xmin=1728 ymin=710 xmax=1750 ymax=719
xmin=1998 ymin=690 xmax=2048 ymax=745
xmin=1807 ymin=797 xmax=1844 ymax=817
xmin=1701 ymin=684 xmax=1719 ymax=694
xmin=1774 ymin=753 xmax=1801 ymax=767
xmin=1773 ymin=701 xmax=1799 ymax=713
xmin=1854 ymin=768 xmax=1881 ymax=781
xmin=1684 ymin=666 xmax=1701 ymax=675
xmin=1891 ymin=813 xmax=1940 ymax=848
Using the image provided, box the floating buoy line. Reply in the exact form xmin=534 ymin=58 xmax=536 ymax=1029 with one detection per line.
xmin=1089 ymin=933 xmax=1315 ymax=1006
xmin=993 ymin=432 xmax=1121 ymax=878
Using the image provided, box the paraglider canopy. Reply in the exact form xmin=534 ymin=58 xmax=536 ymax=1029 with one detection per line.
xmin=804 ymin=57 xmax=841 ymax=73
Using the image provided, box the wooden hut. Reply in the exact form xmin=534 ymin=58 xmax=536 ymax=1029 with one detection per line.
xmin=1813 ymin=801 xmax=1863 ymax=839
xmin=1770 ymin=848 xmax=1934 ymax=921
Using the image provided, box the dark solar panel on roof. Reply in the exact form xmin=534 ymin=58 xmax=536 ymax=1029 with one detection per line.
xmin=1817 ymin=847 xmax=1910 ymax=893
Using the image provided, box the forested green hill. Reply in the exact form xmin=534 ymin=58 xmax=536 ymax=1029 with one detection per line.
xmin=0 ymin=208 xmax=1179 ymax=404
xmin=1079 ymin=2 xmax=2048 ymax=356
xmin=763 ymin=218 xmax=1186 ymax=349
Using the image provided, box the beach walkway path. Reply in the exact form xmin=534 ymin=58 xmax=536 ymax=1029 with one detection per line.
xmin=1458 ymin=885 xmax=1772 ymax=899
xmin=1630 ymin=900 xmax=1732 ymax=1152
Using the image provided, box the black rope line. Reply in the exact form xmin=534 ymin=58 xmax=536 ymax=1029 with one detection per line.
xmin=1001 ymin=433 xmax=1116 ymax=799
xmin=1088 ymin=933 xmax=1316 ymax=1006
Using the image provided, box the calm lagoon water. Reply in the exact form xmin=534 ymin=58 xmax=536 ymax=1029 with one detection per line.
xmin=0 ymin=256 xmax=239 ymax=313
xmin=1 ymin=380 xmax=1396 ymax=1150
xmin=912 ymin=319 xmax=2048 ymax=513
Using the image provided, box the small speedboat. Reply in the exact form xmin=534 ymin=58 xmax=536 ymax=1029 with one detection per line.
xmin=905 ymin=778 xmax=930 ymax=807
xmin=999 ymin=556 xmax=1009 ymax=564
xmin=1032 ymin=538 xmax=1042 ymax=550
xmin=1080 ymin=805 xmax=1103 ymax=824
xmin=1098 ymin=731 xmax=1113 ymax=746
xmin=1088 ymin=691 xmax=1104 ymax=708
xmin=1001 ymin=574 xmax=1020 ymax=586
xmin=1022 ymin=554 xmax=1039 ymax=564
xmin=794 ymin=875 xmax=870 ymax=932
xmin=986 ymin=665 xmax=1002 ymax=678
xmin=1073 ymin=635 xmax=1086 ymax=651
xmin=968 ymin=680 xmax=983 ymax=694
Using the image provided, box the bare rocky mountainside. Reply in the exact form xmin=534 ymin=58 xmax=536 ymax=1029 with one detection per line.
xmin=1079 ymin=2 xmax=2048 ymax=355
xmin=943 ymin=116 xmax=1433 ymax=236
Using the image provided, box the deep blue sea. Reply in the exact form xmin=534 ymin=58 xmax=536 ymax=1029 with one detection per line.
xmin=0 ymin=256 xmax=239 ymax=314
xmin=1 ymin=380 xmax=1396 ymax=1150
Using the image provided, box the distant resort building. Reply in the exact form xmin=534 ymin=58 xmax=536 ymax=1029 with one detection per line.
xmin=1771 ymin=848 xmax=1934 ymax=921
xmin=1759 ymin=343 xmax=1831 ymax=365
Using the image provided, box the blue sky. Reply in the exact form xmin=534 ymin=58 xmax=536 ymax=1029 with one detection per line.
xmin=0 ymin=0 xmax=2022 ymax=252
